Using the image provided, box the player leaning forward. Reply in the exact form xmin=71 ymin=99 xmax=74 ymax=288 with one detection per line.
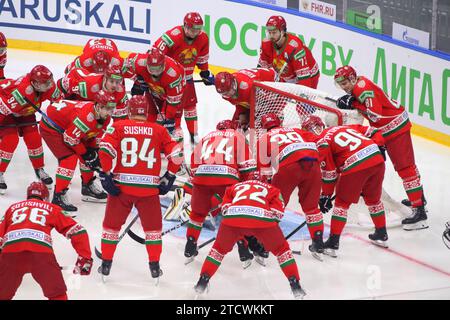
xmin=98 ymin=96 xmax=183 ymax=281
xmin=0 ymin=182 xmax=93 ymax=300
xmin=194 ymin=173 xmax=306 ymax=299
xmin=334 ymin=66 xmax=428 ymax=230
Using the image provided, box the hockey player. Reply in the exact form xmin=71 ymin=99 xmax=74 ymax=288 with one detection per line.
xmin=0 ymin=32 xmax=7 ymax=80
xmin=97 ymin=95 xmax=183 ymax=281
xmin=334 ymin=65 xmax=428 ymax=231
xmin=57 ymin=65 xmax=128 ymax=121
xmin=123 ymin=48 xmax=186 ymax=143
xmin=64 ymin=38 xmax=123 ymax=74
xmin=153 ymin=12 xmax=214 ymax=147
xmin=302 ymin=116 xmax=389 ymax=257
xmin=39 ymin=91 xmax=115 ymax=212
xmin=0 ymin=65 xmax=60 ymax=194
xmin=258 ymin=113 xmax=324 ymax=260
xmin=184 ymin=120 xmax=257 ymax=263
xmin=194 ymin=172 xmax=306 ymax=299
xmin=0 ymin=181 xmax=93 ymax=300
xmin=258 ymin=15 xmax=320 ymax=88
xmin=443 ymin=222 xmax=450 ymax=250
xmin=214 ymin=68 xmax=277 ymax=130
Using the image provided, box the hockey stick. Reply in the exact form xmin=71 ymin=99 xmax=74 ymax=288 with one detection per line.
xmin=127 ymin=219 xmax=190 ymax=244
xmin=23 ymin=97 xmax=64 ymax=133
xmin=0 ymin=121 xmax=39 ymax=129
xmin=94 ymin=214 xmax=140 ymax=259
xmin=199 ymin=236 xmax=216 ymax=249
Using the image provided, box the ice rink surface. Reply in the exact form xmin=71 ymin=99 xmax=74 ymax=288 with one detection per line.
xmin=2 ymin=49 xmax=450 ymax=300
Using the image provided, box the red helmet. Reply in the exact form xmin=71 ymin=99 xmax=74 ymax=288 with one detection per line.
xmin=92 ymin=50 xmax=111 ymax=73
xmin=0 ymin=32 xmax=7 ymax=48
xmin=245 ymin=170 xmax=261 ymax=181
xmin=146 ymin=47 xmax=165 ymax=75
xmin=215 ymin=72 xmax=235 ymax=95
xmin=261 ymin=112 xmax=281 ymax=130
xmin=184 ymin=12 xmax=204 ymax=29
xmin=104 ymin=65 xmax=123 ymax=81
xmin=301 ymin=115 xmax=325 ymax=134
xmin=334 ymin=65 xmax=357 ymax=83
xmin=127 ymin=95 xmax=149 ymax=118
xmin=30 ymin=65 xmax=54 ymax=92
xmin=27 ymin=181 xmax=49 ymax=201
xmin=216 ymin=119 xmax=235 ymax=130
xmin=266 ymin=15 xmax=287 ymax=32
xmin=94 ymin=90 xmax=116 ymax=108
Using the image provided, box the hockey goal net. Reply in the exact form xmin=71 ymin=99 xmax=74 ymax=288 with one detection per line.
xmin=250 ymin=81 xmax=409 ymax=229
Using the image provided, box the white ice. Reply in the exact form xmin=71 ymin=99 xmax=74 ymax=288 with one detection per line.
xmin=2 ymin=49 xmax=450 ymax=300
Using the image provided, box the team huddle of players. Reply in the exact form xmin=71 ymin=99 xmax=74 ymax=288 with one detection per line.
xmin=0 ymin=12 xmax=429 ymax=300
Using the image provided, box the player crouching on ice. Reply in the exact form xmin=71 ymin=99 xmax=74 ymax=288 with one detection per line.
xmin=97 ymin=96 xmax=183 ymax=283
xmin=194 ymin=172 xmax=306 ymax=300
xmin=302 ymin=116 xmax=389 ymax=257
xmin=0 ymin=182 xmax=93 ymax=300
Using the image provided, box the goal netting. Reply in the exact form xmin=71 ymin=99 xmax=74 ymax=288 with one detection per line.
xmin=250 ymin=81 xmax=410 ymax=229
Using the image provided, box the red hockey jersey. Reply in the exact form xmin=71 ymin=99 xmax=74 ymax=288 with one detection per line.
xmin=154 ymin=26 xmax=209 ymax=81
xmin=191 ymin=129 xmax=257 ymax=186
xmin=40 ymin=100 xmax=111 ymax=155
xmin=99 ymin=119 xmax=183 ymax=196
xmin=57 ymin=68 xmax=128 ymax=120
xmin=0 ymin=74 xmax=60 ymax=122
xmin=258 ymin=127 xmax=319 ymax=177
xmin=123 ymin=53 xmax=185 ymax=120
xmin=317 ymin=124 xmax=385 ymax=195
xmin=0 ymin=50 xmax=6 ymax=79
xmin=221 ymin=180 xmax=285 ymax=228
xmin=258 ymin=34 xmax=319 ymax=84
xmin=351 ymin=76 xmax=412 ymax=141
xmin=0 ymin=199 xmax=91 ymax=257
xmin=65 ymin=38 xmax=123 ymax=74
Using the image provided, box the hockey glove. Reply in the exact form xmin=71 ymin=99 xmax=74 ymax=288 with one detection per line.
xmin=99 ymin=172 xmax=121 ymax=196
xmin=159 ymin=171 xmax=176 ymax=195
xmin=336 ymin=94 xmax=355 ymax=110
xmin=319 ymin=195 xmax=334 ymax=214
xmin=81 ymin=149 xmax=101 ymax=171
xmin=199 ymin=70 xmax=215 ymax=86
xmin=131 ymin=75 xmax=149 ymax=96
xmin=379 ymin=146 xmax=387 ymax=161
xmin=74 ymin=256 xmax=93 ymax=275
xmin=162 ymin=119 xmax=176 ymax=134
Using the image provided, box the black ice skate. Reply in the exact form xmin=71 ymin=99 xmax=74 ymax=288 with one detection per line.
xmin=401 ymin=195 xmax=427 ymax=207
xmin=98 ymin=259 xmax=112 ymax=283
xmin=246 ymin=236 xmax=268 ymax=266
xmin=288 ymin=276 xmax=306 ymax=300
xmin=149 ymin=261 xmax=163 ymax=285
xmin=184 ymin=236 xmax=198 ymax=265
xmin=81 ymin=177 xmax=107 ymax=203
xmin=323 ymin=234 xmax=340 ymax=258
xmin=308 ymin=230 xmax=324 ymax=261
xmin=194 ymin=273 xmax=210 ymax=295
xmin=368 ymin=227 xmax=389 ymax=248
xmin=0 ymin=172 xmax=7 ymax=195
xmin=402 ymin=205 xmax=429 ymax=231
xmin=52 ymin=188 xmax=77 ymax=213
xmin=35 ymin=168 xmax=53 ymax=189
xmin=237 ymin=240 xmax=254 ymax=269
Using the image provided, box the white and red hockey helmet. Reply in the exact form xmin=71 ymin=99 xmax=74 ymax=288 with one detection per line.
xmin=27 ymin=181 xmax=49 ymax=201
xmin=0 ymin=32 xmax=7 ymax=48
xmin=92 ymin=50 xmax=111 ymax=73
xmin=334 ymin=65 xmax=357 ymax=84
xmin=216 ymin=119 xmax=236 ymax=130
xmin=127 ymin=95 xmax=149 ymax=118
xmin=104 ymin=64 xmax=123 ymax=81
xmin=301 ymin=115 xmax=325 ymax=135
xmin=215 ymin=72 xmax=236 ymax=97
xmin=30 ymin=65 xmax=54 ymax=92
xmin=184 ymin=12 xmax=204 ymax=29
xmin=94 ymin=90 xmax=116 ymax=108
xmin=261 ymin=112 xmax=281 ymax=130
xmin=266 ymin=15 xmax=287 ymax=32
xmin=146 ymin=47 xmax=165 ymax=76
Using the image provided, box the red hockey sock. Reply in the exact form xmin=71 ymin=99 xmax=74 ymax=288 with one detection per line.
xmin=80 ymin=163 xmax=94 ymax=184
xmin=200 ymin=247 xmax=224 ymax=278
xmin=48 ymin=293 xmax=68 ymax=300
xmin=184 ymin=108 xmax=198 ymax=136
xmin=276 ymin=249 xmax=300 ymax=280
xmin=209 ymin=194 xmax=223 ymax=217
xmin=145 ymin=230 xmax=162 ymax=262
xmin=22 ymin=128 xmax=44 ymax=169
xmin=55 ymin=156 xmax=77 ymax=193
xmin=186 ymin=212 xmax=205 ymax=241
xmin=398 ymin=166 xmax=424 ymax=207
xmin=367 ymin=201 xmax=386 ymax=229
xmin=101 ymin=228 xmax=120 ymax=261
xmin=0 ymin=132 xmax=19 ymax=173
xmin=330 ymin=203 xmax=349 ymax=236
xmin=304 ymin=208 xmax=324 ymax=238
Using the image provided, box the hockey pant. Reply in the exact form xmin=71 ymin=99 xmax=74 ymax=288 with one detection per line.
xmin=0 ymin=115 xmax=44 ymax=173
xmin=0 ymin=252 xmax=67 ymax=300
xmin=101 ymin=193 xmax=162 ymax=263
xmin=329 ymin=163 xmax=386 ymax=236
xmin=385 ymin=131 xmax=424 ymax=207
xmin=200 ymin=223 xmax=300 ymax=281
xmin=272 ymin=160 xmax=323 ymax=238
